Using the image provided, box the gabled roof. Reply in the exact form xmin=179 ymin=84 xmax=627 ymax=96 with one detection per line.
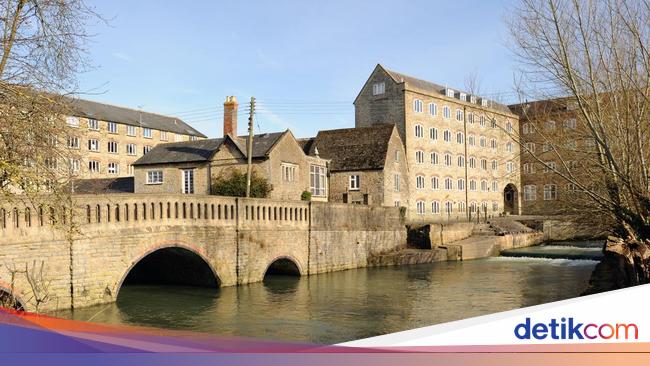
xmin=132 ymin=131 xmax=288 ymax=166
xmin=355 ymin=64 xmax=514 ymax=115
xmin=308 ymin=124 xmax=396 ymax=172
xmin=66 ymin=97 xmax=207 ymax=137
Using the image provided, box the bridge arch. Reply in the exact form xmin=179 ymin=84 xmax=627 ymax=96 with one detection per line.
xmin=115 ymin=244 xmax=221 ymax=298
xmin=263 ymin=256 xmax=303 ymax=278
xmin=0 ymin=285 xmax=25 ymax=311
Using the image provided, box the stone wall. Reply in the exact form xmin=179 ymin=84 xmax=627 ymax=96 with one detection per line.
xmin=0 ymin=194 xmax=405 ymax=312
xmin=429 ymin=222 xmax=475 ymax=246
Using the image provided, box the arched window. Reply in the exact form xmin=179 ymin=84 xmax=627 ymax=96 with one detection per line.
xmin=443 ymin=106 xmax=451 ymax=119
xmin=443 ymin=129 xmax=452 ymax=142
xmin=456 ymin=109 xmax=464 ymax=122
xmin=415 ymin=150 xmax=425 ymax=164
xmin=416 ymin=175 xmax=425 ymax=189
xmin=444 ymin=177 xmax=453 ymax=190
xmin=469 ymin=156 xmax=477 ymax=168
xmin=431 ymin=201 xmax=440 ymax=214
xmin=456 ymin=132 xmax=464 ymax=144
xmin=457 ymin=155 xmax=465 ymax=167
xmin=413 ymin=99 xmax=423 ymax=113
xmin=414 ymin=124 xmax=424 ymax=138
xmin=457 ymin=178 xmax=465 ymax=191
xmin=444 ymin=153 xmax=452 ymax=166
xmin=429 ymin=103 xmax=437 ymax=116
xmin=416 ymin=201 xmax=425 ymax=215
xmin=431 ymin=176 xmax=439 ymax=190
xmin=430 ymin=152 xmax=439 ymax=165
xmin=429 ymin=127 xmax=438 ymax=140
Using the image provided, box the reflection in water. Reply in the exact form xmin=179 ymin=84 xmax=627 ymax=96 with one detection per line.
xmin=57 ymin=257 xmax=597 ymax=344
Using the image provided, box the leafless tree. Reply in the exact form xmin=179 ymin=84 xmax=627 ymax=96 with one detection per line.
xmin=508 ymin=0 xmax=650 ymax=287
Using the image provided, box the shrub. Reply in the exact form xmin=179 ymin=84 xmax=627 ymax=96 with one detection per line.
xmin=211 ymin=169 xmax=273 ymax=198
xmin=301 ymin=190 xmax=312 ymax=201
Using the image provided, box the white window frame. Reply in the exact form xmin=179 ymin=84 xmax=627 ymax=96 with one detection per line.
xmin=107 ymin=122 xmax=118 ymax=134
xmin=127 ymin=125 xmax=137 ymax=136
xmin=372 ymin=82 xmax=385 ymax=95
xmin=182 ymin=168 xmax=195 ymax=194
xmin=143 ymin=127 xmax=153 ymax=138
xmin=349 ymin=174 xmax=360 ymax=190
xmin=147 ymin=170 xmax=164 ymax=185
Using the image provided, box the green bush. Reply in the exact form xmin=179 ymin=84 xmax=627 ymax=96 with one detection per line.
xmin=211 ymin=169 xmax=273 ymax=198
xmin=301 ymin=190 xmax=312 ymax=201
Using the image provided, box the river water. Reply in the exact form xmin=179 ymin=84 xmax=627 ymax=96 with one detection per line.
xmin=56 ymin=251 xmax=599 ymax=344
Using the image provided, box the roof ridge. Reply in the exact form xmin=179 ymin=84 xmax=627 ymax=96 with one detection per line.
xmin=69 ymin=96 xmax=185 ymax=120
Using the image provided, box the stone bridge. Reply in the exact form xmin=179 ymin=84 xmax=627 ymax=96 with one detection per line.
xmin=0 ymin=194 xmax=405 ymax=312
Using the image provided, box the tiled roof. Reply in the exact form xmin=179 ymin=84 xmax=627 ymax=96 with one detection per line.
xmin=380 ymin=65 xmax=514 ymax=115
xmin=73 ymin=177 xmax=134 ymax=194
xmin=132 ymin=132 xmax=287 ymax=166
xmin=308 ymin=124 xmax=396 ymax=172
xmin=66 ymin=97 xmax=207 ymax=137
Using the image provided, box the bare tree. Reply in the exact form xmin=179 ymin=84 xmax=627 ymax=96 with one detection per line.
xmin=508 ymin=0 xmax=650 ymax=289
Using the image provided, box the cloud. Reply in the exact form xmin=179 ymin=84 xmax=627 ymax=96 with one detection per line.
xmin=112 ymin=52 xmax=133 ymax=62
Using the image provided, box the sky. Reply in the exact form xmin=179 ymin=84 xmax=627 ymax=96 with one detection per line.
xmin=79 ymin=0 xmax=519 ymax=139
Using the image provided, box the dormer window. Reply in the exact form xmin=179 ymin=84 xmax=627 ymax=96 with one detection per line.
xmin=470 ymin=95 xmax=477 ymax=104
xmin=446 ymin=88 xmax=455 ymax=98
xmin=459 ymin=93 xmax=467 ymax=102
xmin=481 ymin=99 xmax=488 ymax=107
xmin=372 ymin=82 xmax=385 ymax=95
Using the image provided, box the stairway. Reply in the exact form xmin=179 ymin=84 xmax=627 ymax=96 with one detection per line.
xmin=471 ymin=223 xmax=497 ymax=236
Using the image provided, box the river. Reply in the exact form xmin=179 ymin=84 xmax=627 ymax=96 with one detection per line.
xmin=56 ymin=247 xmax=599 ymax=344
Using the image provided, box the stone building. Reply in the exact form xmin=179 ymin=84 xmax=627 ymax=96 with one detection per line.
xmin=132 ymin=97 xmax=329 ymax=202
xmin=300 ymin=124 xmax=409 ymax=208
xmin=509 ymin=98 xmax=590 ymax=215
xmin=63 ymin=98 xmax=206 ymax=179
xmin=354 ymin=64 xmax=521 ymax=221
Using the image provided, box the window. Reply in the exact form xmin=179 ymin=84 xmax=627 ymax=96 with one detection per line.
xmin=107 ymin=163 xmax=119 ymax=175
xmin=443 ymin=106 xmax=451 ymax=119
xmin=481 ymin=180 xmax=488 ymax=191
xmin=310 ymin=165 xmax=327 ymax=197
xmin=175 ymin=134 xmax=184 ymax=142
xmin=457 ymin=155 xmax=465 ymax=167
xmin=544 ymin=161 xmax=556 ymax=172
xmin=429 ymin=127 xmax=438 ymax=140
xmin=467 ymin=112 xmax=474 ymax=124
xmin=127 ymin=164 xmax=134 ymax=176
xmin=492 ymin=202 xmax=499 ymax=212
xmin=544 ymin=184 xmax=557 ymax=200
xmin=491 ymin=119 xmax=497 ymax=129
xmin=69 ymin=158 xmax=80 ymax=172
xmin=506 ymin=142 xmax=513 ymax=152
xmin=160 ymin=131 xmax=168 ymax=141
xmin=470 ymin=201 xmax=477 ymax=213
xmin=431 ymin=176 xmax=439 ymax=190
xmin=468 ymin=135 xmax=475 ymax=146
xmin=413 ymin=99 xmax=423 ymax=113
xmin=429 ymin=103 xmax=437 ymax=116
xmin=456 ymin=132 xmax=464 ymax=144
xmin=67 ymin=136 xmax=80 ymax=149
xmin=479 ymin=136 xmax=487 ymax=148
xmin=372 ymin=82 xmax=385 ymax=95
xmin=444 ymin=153 xmax=452 ymax=166
xmin=567 ymin=183 xmax=578 ymax=191
xmin=491 ymin=159 xmax=497 ymax=170
xmin=444 ymin=177 xmax=453 ymax=190
xmin=349 ymin=174 xmax=360 ymax=190
xmin=445 ymin=201 xmax=453 ymax=214
xmin=88 ymin=118 xmax=99 ymax=130
xmin=416 ymin=201 xmax=425 ymax=215
xmin=143 ymin=146 xmax=153 ymax=154
xmin=545 ymin=120 xmax=556 ymax=131
xmin=568 ymin=160 xmax=578 ymax=170
xmin=479 ymin=115 xmax=486 ymax=127
xmin=456 ymin=109 xmax=464 ymax=122
xmin=431 ymin=152 xmax=439 ymax=165
xmin=506 ymin=162 xmax=515 ymax=173
xmin=523 ymin=163 xmax=535 ymax=174
xmin=431 ymin=201 xmax=440 ymax=214
xmin=395 ymin=150 xmax=400 ymax=162
xmin=457 ymin=178 xmax=465 ymax=191
xmin=525 ymin=142 xmax=536 ymax=152
xmin=523 ymin=123 xmax=533 ymax=134
xmin=459 ymin=201 xmax=466 ymax=213
xmin=564 ymin=119 xmax=577 ymax=130
xmin=88 ymin=139 xmax=99 ymax=152
xmin=415 ymin=150 xmax=425 ymax=164
xmin=416 ymin=175 xmax=425 ymax=189
xmin=469 ymin=179 xmax=477 ymax=191
xmin=394 ymin=174 xmax=401 ymax=192
xmin=459 ymin=92 xmax=467 ymax=101
xmin=282 ymin=163 xmax=297 ymax=182
xmin=147 ymin=170 xmax=163 ymax=184
xmin=143 ymin=128 xmax=152 ymax=138
xmin=492 ymin=180 xmax=498 ymax=192
xmin=490 ymin=138 xmax=497 ymax=149
xmin=565 ymin=140 xmax=577 ymax=149
xmin=414 ymin=124 xmax=424 ymax=138
xmin=506 ymin=121 xmax=513 ymax=133
xmin=66 ymin=116 xmax=79 ymax=127
xmin=183 ymin=169 xmax=195 ymax=194
xmin=107 ymin=122 xmax=117 ymax=134
xmin=443 ymin=129 xmax=452 ymax=142
xmin=126 ymin=143 xmax=137 ymax=156
xmin=480 ymin=158 xmax=487 ymax=170
xmin=190 ymin=135 xmax=198 ymax=141
xmin=469 ymin=156 xmax=476 ymax=168
xmin=394 ymin=201 xmax=401 ymax=207
xmin=107 ymin=141 xmax=118 ymax=154
xmin=481 ymin=98 xmax=488 ymax=107
xmin=88 ymin=160 xmax=100 ymax=173
xmin=127 ymin=125 xmax=137 ymax=136
xmin=542 ymin=142 xmax=552 ymax=152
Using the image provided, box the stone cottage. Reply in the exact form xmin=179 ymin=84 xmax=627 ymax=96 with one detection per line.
xmin=301 ymin=124 xmax=409 ymax=207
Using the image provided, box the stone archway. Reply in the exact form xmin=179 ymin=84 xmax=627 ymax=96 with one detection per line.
xmin=503 ymin=183 xmax=519 ymax=215
xmin=263 ymin=257 xmax=302 ymax=278
xmin=0 ymin=287 xmax=24 ymax=311
xmin=116 ymin=246 xmax=221 ymax=299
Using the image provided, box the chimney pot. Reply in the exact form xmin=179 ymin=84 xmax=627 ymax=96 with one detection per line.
xmin=223 ymin=96 xmax=238 ymax=137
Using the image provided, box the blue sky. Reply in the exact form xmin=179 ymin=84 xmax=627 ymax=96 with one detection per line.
xmin=80 ymin=0 xmax=518 ymax=138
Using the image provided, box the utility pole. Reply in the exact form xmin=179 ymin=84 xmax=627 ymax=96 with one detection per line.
xmin=246 ymin=97 xmax=255 ymax=198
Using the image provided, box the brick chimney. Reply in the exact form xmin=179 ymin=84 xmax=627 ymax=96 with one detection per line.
xmin=223 ymin=96 xmax=238 ymax=137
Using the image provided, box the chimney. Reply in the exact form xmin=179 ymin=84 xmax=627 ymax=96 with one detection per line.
xmin=223 ymin=96 xmax=238 ymax=137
